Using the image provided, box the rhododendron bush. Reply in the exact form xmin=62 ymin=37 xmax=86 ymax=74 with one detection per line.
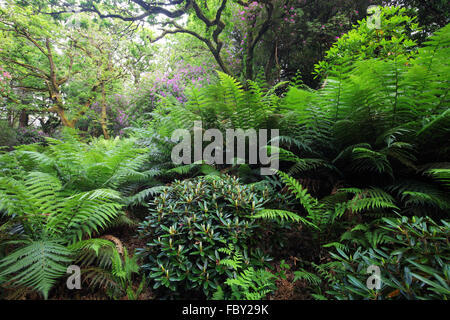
xmin=127 ymin=61 xmax=215 ymax=119
xmin=0 ymin=66 xmax=11 ymax=96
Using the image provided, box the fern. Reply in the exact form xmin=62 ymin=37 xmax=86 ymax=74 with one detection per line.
xmin=70 ymin=238 xmax=117 ymax=269
xmin=251 ymin=209 xmax=318 ymax=229
xmin=218 ymin=244 xmax=244 ymax=271
xmin=16 ymin=134 xmax=152 ymax=197
xmin=0 ymin=170 xmax=123 ymax=298
xmin=351 ymin=147 xmax=393 ymax=177
xmin=340 ymin=187 xmax=399 ymax=214
xmin=0 ymin=239 xmax=72 ymax=299
xmin=124 ymin=185 xmax=167 ymax=207
xmin=212 ymin=285 xmax=224 ymax=300
xmin=293 ymin=268 xmax=322 ymax=286
xmin=428 ymin=168 xmax=450 ymax=189
xmin=224 ymin=267 xmax=276 ymax=300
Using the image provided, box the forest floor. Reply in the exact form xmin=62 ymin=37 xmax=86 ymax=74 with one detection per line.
xmin=3 ymin=222 xmax=327 ymax=300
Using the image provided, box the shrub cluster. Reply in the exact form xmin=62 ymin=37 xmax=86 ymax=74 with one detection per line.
xmin=137 ymin=175 xmax=272 ymax=297
xmin=321 ymin=216 xmax=450 ymax=299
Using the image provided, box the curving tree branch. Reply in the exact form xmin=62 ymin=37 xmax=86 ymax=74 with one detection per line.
xmin=45 ymin=0 xmax=233 ymax=75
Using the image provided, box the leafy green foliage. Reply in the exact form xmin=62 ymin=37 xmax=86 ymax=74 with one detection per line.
xmin=137 ymin=175 xmax=272 ymax=298
xmin=0 ymin=170 xmax=123 ymax=298
xmin=220 ymin=267 xmax=277 ymax=300
xmin=0 ymin=121 xmax=17 ymax=149
xmin=0 ymin=132 xmax=146 ymax=298
xmin=149 ymin=71 xmax=283 ymax=139
xmin=70 ymin=238 xmax=146 ymax=299
xmin=320 ymin=216 xmax=450 ymax=300
xmin=4 ymin=129 xmax=164 ymax=209
xmin=0 ymin=239 xmax=72 ymax=299
xmin=277 ymin=22 xmax=450 ymax=225
xmin=0 ymin=5 xmax=448 ymax=302
xmin=315 ymin=6 xmax=420 ymax=77
xmin=15 ymin=133 xmax=149 ymax=191
xmin=108 ymin=247 xmax=145 ymax=300
xmin=213 ymin=244 xmax=276 ymax=300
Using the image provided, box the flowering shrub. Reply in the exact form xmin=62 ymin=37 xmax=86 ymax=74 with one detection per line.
xmin=109 ymin=94 xmax=134 ymax=136
xmin=121 ymin=61 xmax=215 ymax=126
xmin=76 ymin=94 xmax=134 ymax=137
xmin=15 ymin=126 xmax=48 ymax=145
xmin=0 ymin=66 xmax=12 ymax=97
xmin=134 ymin=62 xmax=212 ymax=108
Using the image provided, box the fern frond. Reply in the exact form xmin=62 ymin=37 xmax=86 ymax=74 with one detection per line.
xmin=427 ymin=168 xmax=450 ymax=190
xmin=251 ymin=209 xmax=318 ymax=229
xmin=277 ymin=171 xmax=322 ymax=217
xmin=124 ymin=186 xmax=167 ymax=206
xmin=0 ymin=240 xmax=73 ymax=299
xmin=293 ymin=268 xmax=322 ymax=286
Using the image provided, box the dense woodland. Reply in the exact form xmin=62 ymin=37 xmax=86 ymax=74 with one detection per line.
xmin=0 ymin=0 xmax=449 ymax=300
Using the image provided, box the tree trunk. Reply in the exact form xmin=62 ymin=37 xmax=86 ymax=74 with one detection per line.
xmin=100 ymin=82 xmax=110 ymax=139
xmin=49 ymin=96 xmax=75 ymax=128
xmin=265 ymin=44 xmax=276 ymax=85
xmin=56 ymin=107 xmax=75 ymax=128
xmin=134 ymin=72 xmax=141 ymax=86
xmin=7 ymin=109 xmax=14 ymax=127
xmin=245 ymin=32 xmax=255 ymax=80
xmin=19 ymin=109 xmax=28 ymax=128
